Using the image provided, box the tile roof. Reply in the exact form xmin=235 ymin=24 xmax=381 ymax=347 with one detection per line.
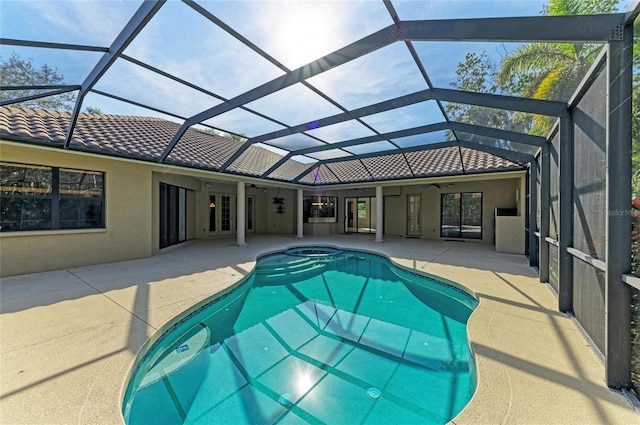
xmin=361 ymin=153 xmax=414 ymax=180
xmin=405 ymin=147 xmax=464 ymax=176
xmin=326 ymin=159 xmax=372 ymax=183
xmin=0 ymin=107 xmax=525 ymax=185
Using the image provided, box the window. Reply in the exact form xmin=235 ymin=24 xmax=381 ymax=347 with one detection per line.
xmin=303 ymin=196 xmax=337 ymax=223
xmin=0 ymin=162 xmax=104 ymax=232
xmin=441 ymin=192 xmax=482 ymax=239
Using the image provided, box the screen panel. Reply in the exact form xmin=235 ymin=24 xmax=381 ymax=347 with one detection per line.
xmin=548 ymin=131 xmax=560 ymax=240
xmin=572 ymin=65 xmax=607 ymax=261
xmin=549 ymin=243 xmax=559 ymax=294
xmin=572 ymin=258 xmax=606 ymax=354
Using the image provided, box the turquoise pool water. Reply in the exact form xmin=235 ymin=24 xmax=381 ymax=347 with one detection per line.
xmin=123 ymin=248 xmax=478 ymax=425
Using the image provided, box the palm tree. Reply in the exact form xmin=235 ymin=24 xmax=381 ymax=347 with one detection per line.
xmin=496 ymin=0 xmax=620 ymax=134
xmin=632 ymin=19 xmax=640 ymax=197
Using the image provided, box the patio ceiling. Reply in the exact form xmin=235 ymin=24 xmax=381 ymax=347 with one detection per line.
xmin=0 ymin=0 xmax=631 ymax=186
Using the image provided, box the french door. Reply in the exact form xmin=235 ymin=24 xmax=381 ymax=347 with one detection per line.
xmin=407 ymin=193 xmax=421 ymax=237
xmin=208 ymin=194 xmax=235 ymax=236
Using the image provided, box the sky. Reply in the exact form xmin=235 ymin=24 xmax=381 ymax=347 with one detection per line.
xmin=1 ymin=0 xmax=635 ymax=160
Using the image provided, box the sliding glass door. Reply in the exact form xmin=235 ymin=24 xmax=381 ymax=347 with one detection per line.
xmin=441 ymin=192 xmax=482 ymax=239
xmin=159 ymin=183 xmax=187 ymax=249
xmin=345 ymin=197 xmax=377 ymax=234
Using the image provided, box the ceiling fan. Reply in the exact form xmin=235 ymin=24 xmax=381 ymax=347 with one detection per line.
xmin=421 ymin=183 xmax=455 ymax=189
xmin=249 ymin=183 xmax=268 ymax=192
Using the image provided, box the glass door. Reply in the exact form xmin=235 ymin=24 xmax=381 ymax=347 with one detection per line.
xmin=357 ymin=198 xmax=370 ymax=233
xmin=407 ymin=193 xmax=421 ymax=237
xmin=346 ymin=198 xmax=357 ymax=232
xmin=159 ymin=183 xmax=187 ymax=249
xmin=246 ymin=195 xmax=255 ymax=233
xmin=440 ymin=192 xmax=482 ymax=239
xmin=208 ymin=193 xmax=236 ymax=236
xmin=345 ymin=197 xmax=376 ymax=234
xmin=220 ymin=194 xmax=234 ymax=235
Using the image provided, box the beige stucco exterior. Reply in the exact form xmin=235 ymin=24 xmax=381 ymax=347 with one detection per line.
xmin=382 ymin=175 xmax=524 ymax=242
xmin=1 ymin=140 xmax=528 ymax=277
xmin=1 ymin=142 xmax=153 ymax=277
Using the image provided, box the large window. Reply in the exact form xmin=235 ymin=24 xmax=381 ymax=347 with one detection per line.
xmin=441 ymin=192 xmax=482 ymax=239
xmin=303 ymin=196 xmax=337 ymax=223
xmin=0 ymin=162 xmax=104 ymax=232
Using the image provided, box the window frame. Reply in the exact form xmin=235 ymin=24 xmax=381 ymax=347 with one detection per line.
xmin=1 ymin=161 xmax=105 ymax=232
xmin=440 ymin=192 xmax=483 ymax=240
xmin=303 ymin=196 xmax=338 ymax=223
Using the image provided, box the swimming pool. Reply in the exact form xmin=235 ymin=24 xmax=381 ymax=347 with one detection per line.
xmin=122 ymin=247 xmax=478 ymax=424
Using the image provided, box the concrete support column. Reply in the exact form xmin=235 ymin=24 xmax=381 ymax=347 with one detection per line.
xmin=539 ymin=143 xmax=550 ymax=283
xmin=374 ymin=185 xmax=383 ymax=243
xmin=297 ymin=189 xmax=304 ymax=238
xmin=236 ymin=181 xmax=246 ymax=246
xmin=558 ymin=115 xmax=574 ymax=312
xmin=604 ymin=30 xmax=632 ymax=388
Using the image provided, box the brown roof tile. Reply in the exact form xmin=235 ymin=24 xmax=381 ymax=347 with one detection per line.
xmin=405 ymin=147 xmax=463 ymax=176
xmin=298 ymin=164 xmax=341 ymax=184
xmin=326 ymin=160 xmax=371 ymax=182
xmin=361 ymin=153 xmax=414 ymax=180
xmin=266 ymin=160 xmax=314 ymax=182
xmin=0 ymin=107 xmax=525 ymax=185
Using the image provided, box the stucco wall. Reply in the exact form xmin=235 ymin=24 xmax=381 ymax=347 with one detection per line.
xmin=495 ymin=216 xmax=526 ymax=254
xmin=383 ymin=176 xmax=521 ymax=243
xmin=299 ymin=178 xmax=522 ymax=242
xmin=265 ymin=188 xmax=295 ymax=234
xmin=1 ymin=143 xmax=153 ymax=276
xmin=1 ymin=142 xmax=526 ymax=277
xmin=0 ymin=143 xmax=301 ymax=276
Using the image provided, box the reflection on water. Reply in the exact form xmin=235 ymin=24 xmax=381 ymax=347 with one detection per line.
xmin=124 ymin=250 xmax=477 ymax=425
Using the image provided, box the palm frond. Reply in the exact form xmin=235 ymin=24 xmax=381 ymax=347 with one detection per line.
xmin=534 ymin=67 xmax=566 ymax=100
xmin=497 ymin=44 xmax=574 ymax=87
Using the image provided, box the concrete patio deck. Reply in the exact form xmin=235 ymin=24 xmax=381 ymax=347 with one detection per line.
xmin=0 ymin=235 xmax=638 ymax=424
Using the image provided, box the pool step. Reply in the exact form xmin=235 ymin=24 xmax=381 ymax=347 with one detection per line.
xmin=256 ymin=260 xmax=325 ymax=281
xmin=256 ymin=257 xmax=315 ymax=275
xmin=254 ymin=253 xmax=349 ymax=281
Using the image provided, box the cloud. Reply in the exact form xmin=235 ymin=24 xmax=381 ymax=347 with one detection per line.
xmin=5 ymin=0 xmax=141 ymax=46
xmin=93 ymin=59 xmax=221 ymax=117
xmin=123 ymin=2 xmax=284 ymax=100
xmin=307 ymin=43 xmax=429 ymax=110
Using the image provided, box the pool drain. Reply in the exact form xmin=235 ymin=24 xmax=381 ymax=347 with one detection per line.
xmin=367 ymin=387 xmax=381 ymax=400
xmin=278 ymin=393 xmax=293 ymax=407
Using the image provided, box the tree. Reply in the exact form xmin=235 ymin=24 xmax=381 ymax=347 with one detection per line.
xmin=0 ymin=52 xmax=75 ymax=112
xmin=632 ymin=18 xmax=640 ymax=197
xmin=496 ymin=0 xmax=620 ymax=135
xmin=446 ymin=51 xmax=533 ymax=149
xmin=200 ymin=127 xmax=246 ymax=142
xmin=85 ymin=106 xmax=103 ymax=115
